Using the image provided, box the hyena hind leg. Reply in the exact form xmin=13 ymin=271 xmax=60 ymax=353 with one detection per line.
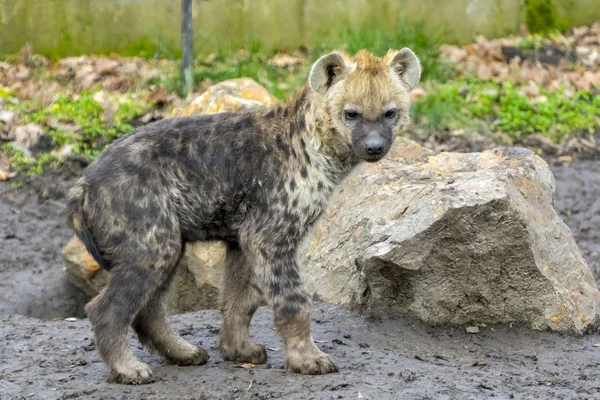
xmin=132 ymin=286 xmax=209 ymax=366
xmin=218 ymin=244 xmax=267 ymax=364
xmin=85 ymin=239 xmax=182 ymax=385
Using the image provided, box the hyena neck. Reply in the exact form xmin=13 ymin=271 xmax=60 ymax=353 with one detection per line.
xmin=278 ymin=85 xmax=361 ymax=186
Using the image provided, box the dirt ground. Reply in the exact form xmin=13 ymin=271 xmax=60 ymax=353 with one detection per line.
xmin=1 ymin=157 xmax=600 ymax=400
xmin=1 ymin=304 xmax=600 ymax=400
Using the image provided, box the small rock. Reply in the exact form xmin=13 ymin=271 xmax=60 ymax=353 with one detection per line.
xmin=0 ymin=110 xmax=15 ymax=125
xmin=9 ymin=123 xmax=45 ymax=152
xmin=466 ymin=326 xmax=480 ymax=334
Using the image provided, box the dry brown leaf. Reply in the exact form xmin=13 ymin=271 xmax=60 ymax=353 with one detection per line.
xmin=233 ymin=363 xmax=256 ymax=369
xmin=271 ymin=53 xmax=304 ymax=69
xmin=0 ymin=170 xmax=16 ymax=181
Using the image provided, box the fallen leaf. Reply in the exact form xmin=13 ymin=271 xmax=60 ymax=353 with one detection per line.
xmin=0 ymin=170 xmax=16 ymax=181
xmin=233 ymin=363 xmax=256 ymax=369
xmin=271 ymin=54 xmax=303 ymax=68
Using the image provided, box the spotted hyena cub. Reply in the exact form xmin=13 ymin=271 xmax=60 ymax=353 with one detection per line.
xmin=67 ymin=48 xmax=421 ymax=384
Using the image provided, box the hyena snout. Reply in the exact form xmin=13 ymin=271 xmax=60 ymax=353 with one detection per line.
xmin=364 ymin=131 xmax=385 ymax=156
xmin=352 ymin=126 xmax=393 ymax=162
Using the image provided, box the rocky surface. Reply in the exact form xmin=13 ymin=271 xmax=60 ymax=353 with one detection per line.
xmin=302 ymin=139 xmax=600 ymax=334
xmin=171 ymin=77 xmax=278 ymax=117
xmin=1 ymin=303 xmax=600 ymax=400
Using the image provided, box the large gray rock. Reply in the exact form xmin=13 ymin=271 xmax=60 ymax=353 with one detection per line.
xmin=301 ymin=138 xmax=600 ymax=335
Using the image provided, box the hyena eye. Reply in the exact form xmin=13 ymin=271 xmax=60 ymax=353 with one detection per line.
xmin=344 ymin=110 xmax=359 ymax=120
xmin=384 ymin=109 xmax=397 ymax=119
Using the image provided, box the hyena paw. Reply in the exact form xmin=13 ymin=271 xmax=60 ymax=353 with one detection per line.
xmin=286 ymin=349 xmax=339 ymax=375
xmin=170 ymin=345 xmax=210 ymax=366
xmin=219 ymin=340 xmax=268 ymax=364
xmin=108 ymin=361 xmax=155 ymax=385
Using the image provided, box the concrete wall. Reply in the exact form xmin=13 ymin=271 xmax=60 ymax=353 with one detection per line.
xmin=0 ymin=0 xmax=599 ymax=58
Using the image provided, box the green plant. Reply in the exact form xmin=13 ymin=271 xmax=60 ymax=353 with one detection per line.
xmin=524 ymin=0 xmax=569 ymax=34
xmin=411 ymin=78 xmax=600 ymax=143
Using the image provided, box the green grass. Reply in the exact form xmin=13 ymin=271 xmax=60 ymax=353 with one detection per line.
xmin=2 ymin=89 xmax=152 ymax=173
xmin=322 ymin=17 xmax=454 ymax=83
xmin=1 ymin=143 xmax=61 ymax=176
xmin=411 ymin=78 xmax=600 ymax=142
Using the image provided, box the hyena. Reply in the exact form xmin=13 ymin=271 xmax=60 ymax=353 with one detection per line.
xmin=67 ymin=48 xmax=421 ymax=384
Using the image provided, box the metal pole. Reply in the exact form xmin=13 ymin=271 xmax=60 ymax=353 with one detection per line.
xmin=181 ymin=0 xmax=193 ymax=95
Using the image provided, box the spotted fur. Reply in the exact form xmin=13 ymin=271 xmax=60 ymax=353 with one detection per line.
xmin=67 ymin=48 xmax=421 ymax=384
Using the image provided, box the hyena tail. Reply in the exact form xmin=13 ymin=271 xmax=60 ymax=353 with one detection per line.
xmin=66 ymin=178 xmax=111 ymax=271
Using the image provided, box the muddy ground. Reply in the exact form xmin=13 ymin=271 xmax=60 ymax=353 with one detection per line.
xmin=1 ymin=157 xmax=600 ymax=399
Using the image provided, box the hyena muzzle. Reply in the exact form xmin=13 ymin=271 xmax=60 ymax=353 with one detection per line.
xmin=67 ymin=48 xmax=421 ymax=384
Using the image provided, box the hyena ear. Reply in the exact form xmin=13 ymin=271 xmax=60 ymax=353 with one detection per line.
xmin=388 ymin=48 xmax=421 ymax=92
xmin=308 ymin=52 xmax=348 ymax=95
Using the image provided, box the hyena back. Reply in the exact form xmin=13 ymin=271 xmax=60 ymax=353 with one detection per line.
xmin=67 ymin=48 xmax=421 ymax=384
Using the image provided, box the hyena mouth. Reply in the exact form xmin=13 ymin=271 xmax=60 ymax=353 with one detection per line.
xmin=361 ymin=153 xmax=387 ymax=163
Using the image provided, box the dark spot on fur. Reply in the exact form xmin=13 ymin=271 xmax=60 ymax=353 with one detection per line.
xmin=297 ymin=116 xmax=306 ymax=132
xmin=273 ymin=265 xmax=283 ymax=277
xmin=279 ymin=303 xmax=300 ymax=319
xmin=280 ymin=192 xmax=289 ymax=205
xmin=232 ymin=115 xmax=253 ymax=131
xmin=147 ymin=202 xmax=160 ymax=219
xmin=303 ymin=148 xmax=310 ymax=164
xmin=317 ymin=181 xmax=324 ymax=191
xmin=285 ymin=293 xmax=309 ymax=304
xmin=109 ymin=232 xmax=126 ymax=247
xmin=300 ymin=167 xmax=308 ymax=178
xmin=265 ymin=109 xmax=275 ymax=119
xmin=269 ymin=281 xmax=281 ymax=296
xmin=289 ymin=178 xmax=296 ymax=192
xmin=276 ymin=135 xmax=290 ymax=158
xmin=123 ymin=200 xmax=143 ymax=220
xmin=157 ymin=139 xmax=176 ymax=158
xmin=251 ymin=283 xmax=263 ymax=296
xmin=277 ymin=181 xmax=285 ymax=192
xmin=292 ymin=198 xmax=299 ymax=208
xmin=122 ymin=162 xmax=151 ymax=185
xmin=275 ymin=135 xmax=290 ymax=157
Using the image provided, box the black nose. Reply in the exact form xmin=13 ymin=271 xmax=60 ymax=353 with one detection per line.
xmin=365 ymin=138 xmax=384 ymax=155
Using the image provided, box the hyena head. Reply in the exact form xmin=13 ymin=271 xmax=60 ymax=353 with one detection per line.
xmin=308 ymin=48 xmax=421 ymax=162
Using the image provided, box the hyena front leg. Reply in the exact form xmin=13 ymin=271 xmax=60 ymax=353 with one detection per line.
xmin=218 ymin=243 xmax=267 ymax=364
xmin=243 ymin=239 xmax=338 ymax=375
